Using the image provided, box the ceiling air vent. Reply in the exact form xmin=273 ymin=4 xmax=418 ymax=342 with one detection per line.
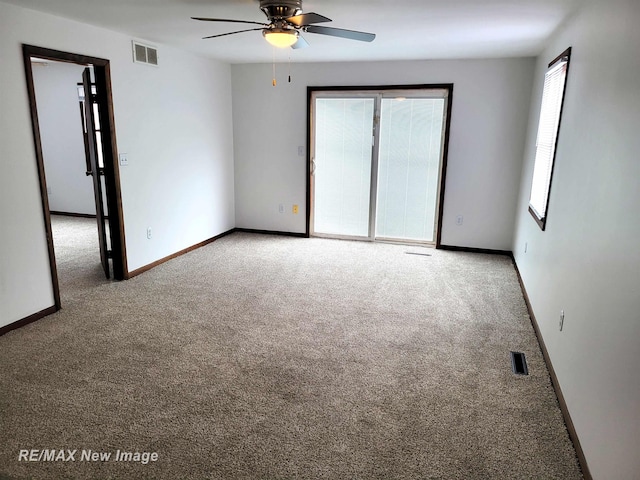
xmin=132 ymin=41 xmax=158 ymax=66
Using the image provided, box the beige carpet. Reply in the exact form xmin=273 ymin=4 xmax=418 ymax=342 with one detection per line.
xmin=0 ymin=215 xmax=583 ymax=479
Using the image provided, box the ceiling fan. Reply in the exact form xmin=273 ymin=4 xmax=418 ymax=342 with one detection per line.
xmin=192 ymin=0 xmax=375 ymax=49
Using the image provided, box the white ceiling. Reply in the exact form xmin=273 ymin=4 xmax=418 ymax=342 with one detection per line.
xmin=6 ymin=0 xmax=581 ymax=64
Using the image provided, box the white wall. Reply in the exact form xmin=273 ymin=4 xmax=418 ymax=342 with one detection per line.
xmin=32 ymin=61 xmax=96 ymax=215
xmin=116 ymin=42 xmax=235 ymax=271
xmin=0 ymin=2 xmax=235 ymax=328
xmin=231 ymin=58 xmax=535 ymax=249
xmin=512 ymin=0 xmax=640 ymax=478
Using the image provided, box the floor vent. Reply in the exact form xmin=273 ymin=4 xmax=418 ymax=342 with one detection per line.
xmin=132 ymin=41 xmax=158 ymax=66
xmin=510 ymin=351 xmax=529 ymax=375
xmin=405 ymin=252 xmax=432 ymax=257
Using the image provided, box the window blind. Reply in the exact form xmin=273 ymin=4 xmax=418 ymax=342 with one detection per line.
xmin=529 ymin=53 xmax=569 ymax=226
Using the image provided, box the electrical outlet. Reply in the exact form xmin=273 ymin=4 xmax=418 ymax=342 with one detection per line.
xmin=278 ymin=204 xmax=284 ymax=214
xmin=293 ymin=204 xmax=299 ymax=214
xmin=456 ymin=215 xmax=463 ymax=226
xmin=119 ymin=153 xmax=129 ymax=166
xmin=559 ymin=310 xmax=565 ymax=331
xmin=147 ymin=227 xmax=152 ymax=239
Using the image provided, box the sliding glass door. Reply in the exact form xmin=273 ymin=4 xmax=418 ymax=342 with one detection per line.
xmin=311 ymin=88 xmax=449 ymax=244
xmin=376 ymin=97 xmax=445 ymax=242
xmin=313 ymin=97 xmax=375 ymax=237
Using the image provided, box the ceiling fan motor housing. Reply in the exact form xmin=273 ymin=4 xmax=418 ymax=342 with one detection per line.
xmin=260 ymin=0 xmax=302 ymax=20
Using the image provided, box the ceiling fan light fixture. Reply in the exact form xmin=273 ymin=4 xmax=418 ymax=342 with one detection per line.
xmin=263 ymin=28 xmax=299 ymax=48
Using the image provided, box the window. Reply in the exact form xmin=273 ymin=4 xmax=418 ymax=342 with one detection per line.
xmin=528 ymin=47 xmax=571 ymax=230
xmin=77 ymin=83 xmax=104 ymax=171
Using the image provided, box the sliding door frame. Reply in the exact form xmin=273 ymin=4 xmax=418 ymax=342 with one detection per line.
xmin=306 ymin=84 xmax=454 ymax=247
xmin=309 ymin=92 xmax=378 ymax=242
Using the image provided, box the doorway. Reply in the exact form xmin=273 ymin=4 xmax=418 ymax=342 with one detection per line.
xmin=22 ymin=45 xmax=127 ymax=310
xmin=308 ymin=86 xmax=453 ymax=246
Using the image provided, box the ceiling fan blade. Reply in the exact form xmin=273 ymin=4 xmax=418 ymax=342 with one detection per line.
xmin=291 ymin=35 xmax=309 ymax=49
xmin=192 ymin=17 xmax=268 ymax=27
xmin=286 ymin=12 xmax=332 ymax=27
xmin=305 ymin=25 xmax=375 ymax=42
xmin=202 ymin=28 xmax=264 ymax=39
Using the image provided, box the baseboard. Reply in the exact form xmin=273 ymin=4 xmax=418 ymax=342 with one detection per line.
xmin=126 ymin=228 xmax=236 ymax=279
xmin=438 ymin=244 xmax=512 ymax=256
xmin=511 ymin=259 xmax=592 ymax=480
xmin=50 ymin=211 xmax=98 ymax=219
xmin=0 ymin=305 xmax=58 ymax=336
xmin=234 ymin=228 xmax=307 ymax=238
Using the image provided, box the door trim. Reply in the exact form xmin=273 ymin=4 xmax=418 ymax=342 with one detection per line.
xmin=22 ymin=44 xmax=128 ymax=310
xmin=306 ymin=84 xmax=454 ymax=247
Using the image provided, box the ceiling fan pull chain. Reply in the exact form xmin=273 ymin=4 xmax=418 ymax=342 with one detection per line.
xmin=288 ymin=53 xmax=292 ymax=83
xmin=272 ymin=47 xmax=277 ymax=86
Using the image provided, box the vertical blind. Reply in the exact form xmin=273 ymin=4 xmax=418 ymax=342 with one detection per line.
xmin=529 ymin=57 xmax=569 ymax=223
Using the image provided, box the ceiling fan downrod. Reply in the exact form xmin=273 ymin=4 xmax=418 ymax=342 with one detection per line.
xmin=259 ymin=0 xmax=302 ymax=21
